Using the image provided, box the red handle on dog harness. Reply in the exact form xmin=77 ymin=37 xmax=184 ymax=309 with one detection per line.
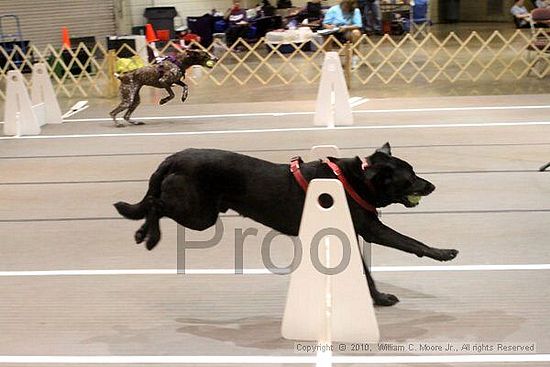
xmin=290 ymin=157 xmax=309 ymax=192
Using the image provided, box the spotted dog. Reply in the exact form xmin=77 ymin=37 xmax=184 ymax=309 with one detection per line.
xmin=109 ymin=50 xmax=217 ymax=127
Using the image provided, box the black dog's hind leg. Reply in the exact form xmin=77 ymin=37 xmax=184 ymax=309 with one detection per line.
xmin=362 ymin=221 xmax=459 ymax=261
xmin=130 ymin=196 xmax=163 ymax=250
xmin=135 ymin=221 xmax=148 ymax=244
xmin=175 ymin=80 xmax=189 ymax=103
xmin=160 ymin=174 xmax=220 ymax=231
xmin=144 ymin=204 xmax=162 ymax=250
xmin=134 ymin=196 xmax=155 ymax=244
xmin=124 ymin=88 xmax=145 ymax=125
xmin=159 ymin=86 xmax=175 ymax=105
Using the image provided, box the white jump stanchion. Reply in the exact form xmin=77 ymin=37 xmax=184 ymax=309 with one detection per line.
xmin=31 ymin=63 xmax=62 ymax=126
xmin=3 ymin=63 xmax=62 ymax=136
xmin=281 ymin=178 xmax=379 ymax=343
xmin=314 ymin=52 xmax=354 ymax=127
xmin=310 ymin=144 xmax=374 ymax=285
xmin=309 ymin=145 xmax=340 ymax=160
xmin=3 ymin=70 xmax=41 ymax=136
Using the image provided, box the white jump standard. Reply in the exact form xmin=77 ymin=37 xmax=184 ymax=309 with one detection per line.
xmin=3 ymin=63 xmax=62 ymax=136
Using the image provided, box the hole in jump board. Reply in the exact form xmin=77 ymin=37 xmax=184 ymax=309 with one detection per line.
xmin=318 ymin=193 xmax=334 ymax=209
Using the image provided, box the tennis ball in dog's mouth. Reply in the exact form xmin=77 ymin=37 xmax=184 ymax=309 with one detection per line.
xmin=407 ymin=195 xmax=422 ymax=205
xmin=205 ymin=60 xmax=215 ymax=68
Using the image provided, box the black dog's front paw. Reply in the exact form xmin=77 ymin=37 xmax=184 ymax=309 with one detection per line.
xmin=373 ymin=292 xmax=400 ymax=306
xmin=431 ymin=248 xmax=459 ymax=262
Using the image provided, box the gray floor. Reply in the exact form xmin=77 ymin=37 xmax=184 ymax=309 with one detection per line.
xmin=0 ymin=93 xmax=549 ymax=366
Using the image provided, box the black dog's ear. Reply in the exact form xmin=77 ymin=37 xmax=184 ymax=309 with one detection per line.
xmin=376 ymin=142 xmax=392 ymax=156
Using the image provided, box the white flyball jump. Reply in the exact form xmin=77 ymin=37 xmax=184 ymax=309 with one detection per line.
xmin=314 ymin=52 xmax=354 ymax=127
xmin=282 ymin=145 xmax=379 ymax=344
xmin=309 ymin=144 xmax=341 ymax=161
xmin=3 ymin=63 xmax=62 ymax=136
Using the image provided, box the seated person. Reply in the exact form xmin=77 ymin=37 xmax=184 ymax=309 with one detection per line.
xmin=261 ymin=0 xmax=277 ymax=16
xmin=296 ymin=0 xmax=324 ymax=27
xmin=322 ymin=0 xmax=362 ymax=43
xmin=511 ymin=0 xmax=532 ymax=28
xmin=225 ymin=0 xmax=249 ymax=47
xmin=278 ymin=0 xmax=294 ymax=8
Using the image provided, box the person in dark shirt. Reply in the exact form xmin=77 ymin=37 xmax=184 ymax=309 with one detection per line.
xmin=225 ymin=0 xmax=249 ymax=48
xmin=261 ymin=0 xmax=276 ymax=16
xmin=292 ymin=0 xmax=323 ymax=29
xmin=299 ymin=0 xmax=323 ymax=22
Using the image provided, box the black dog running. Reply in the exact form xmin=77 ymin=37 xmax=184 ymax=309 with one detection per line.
xmin=114 ymin=143 xmax=459 ymax=306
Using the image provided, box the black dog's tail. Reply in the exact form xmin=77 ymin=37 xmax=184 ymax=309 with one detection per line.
xmin=114 ymin=157 xmax=173 ymax=250
xmin=114 ymin=157 xmax=172 ymax=220
xmin=113 ymin=200 xmax=147 ymax=220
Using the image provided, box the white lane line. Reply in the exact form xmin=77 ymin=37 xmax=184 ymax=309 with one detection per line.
xmin=1 ymin=120 xmax=550 ymax=141
xmin=1 ymin=264 xmax=549 ymax=277
xmin=357 ymin=104 xmax=550 ymax=113
xmin=0 ymin=354 xmax=549 ymax=364
xmin=45 ymin=104 xmax=550 ymax=123
xmin=2 ymin=104 xmax=550 ymax=125
xmin=373 ymin=264 xmax=550 ymax=271
xmin=56 ymin=104 xmax=550 ymax=122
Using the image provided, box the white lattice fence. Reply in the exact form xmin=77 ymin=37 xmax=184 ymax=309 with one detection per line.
xmin=0 ymin=29 xmax=549 ymax=100
xmin=351 ymin=30 xmax=550 ymax=84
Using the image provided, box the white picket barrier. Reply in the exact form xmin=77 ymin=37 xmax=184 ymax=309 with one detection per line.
xmin=3 ymin=63 xmax=62 ymax=136
xmin=314 ymin=52 xmax=354 ymax=128
xmin=282 ymin=145 xmax=379 ymax=344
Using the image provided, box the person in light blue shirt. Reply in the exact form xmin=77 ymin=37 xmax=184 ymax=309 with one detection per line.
xmin=323 ymin=0 xmax=363 ymax=44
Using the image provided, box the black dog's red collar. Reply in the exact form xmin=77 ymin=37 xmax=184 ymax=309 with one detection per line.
xmin=290 ymin=157 xmax=378 ymax=216
xmin=324 ymin=159 xmax=378 ymax=215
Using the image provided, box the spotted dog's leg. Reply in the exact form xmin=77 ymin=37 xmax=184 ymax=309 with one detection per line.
xmin=175 ymin=80 xmax=189 ymax=103
xmin=110 ymin=83 xmax=132 ymax=127
xmin=159 ymin=86 xmax=175 ymax=105
xmin=123 ymin=87 xmax=145 ymax=126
